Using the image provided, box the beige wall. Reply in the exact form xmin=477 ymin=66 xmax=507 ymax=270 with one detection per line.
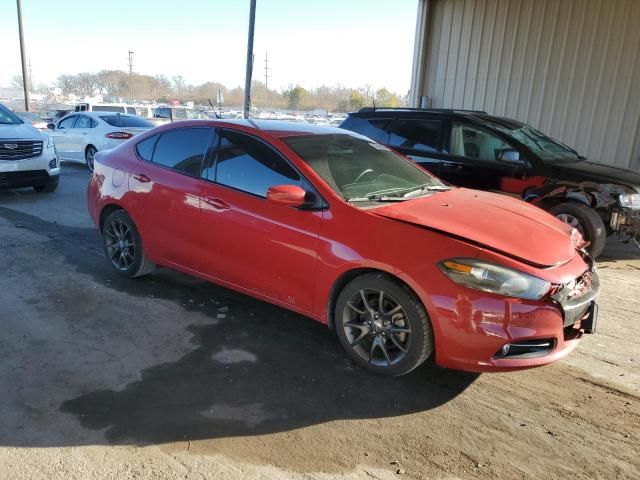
xmin=415 ymin=0 xmax=640 ymax=170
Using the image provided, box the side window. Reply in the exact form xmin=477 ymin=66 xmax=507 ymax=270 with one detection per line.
xmin=57 ymin=116 xmax=76 ymax=129
xmin=151 ymin=128 xmax=213 ymax=176
xmin=126 ymin=107 xmax=136 ymax=115
xmin=214 ymin=130 xmax=300 ymax=197
xmin=389 ymin=119 xmax=442 ymax=152
xmin=136 ymin=135 xmax=159 ymax=161
xmin=74 ymin=115 xmax=93 ymax=129
xmin=341 ymin=117 xmax=391 ymax=143
xmin=449 ymin=123 xmax=513 ymax=161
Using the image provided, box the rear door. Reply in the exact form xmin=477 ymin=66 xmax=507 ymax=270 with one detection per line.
xmin=128 ymin=127 xmax=216 ymax=270
xmin=387 ymin=117 xmax=445 ymax=177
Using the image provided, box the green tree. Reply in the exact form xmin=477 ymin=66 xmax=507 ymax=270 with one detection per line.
xmin=349 ymin=90 xmax=365 ymax=111
xmin=375 ymin=87 xmax=401 ymax=107
xmin=284 ymin=85 xmax=306 ymax=110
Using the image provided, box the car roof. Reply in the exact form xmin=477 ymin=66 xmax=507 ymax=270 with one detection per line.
xmin=77 ymin=111 xmax=136 ymax=118
xmin=219 ymin=119 xmax=351 ymax=138
xmin=349 ymin=108 xmax=527 ymax=130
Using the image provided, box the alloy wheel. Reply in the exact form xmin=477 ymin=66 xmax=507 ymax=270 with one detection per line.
xmin=104 ymin=218 xmax=136 ymax=271
xmin=342 ymin=288 xmax=412 ymax=367
xmin=86 ymin=147 xmax=96 ymax=172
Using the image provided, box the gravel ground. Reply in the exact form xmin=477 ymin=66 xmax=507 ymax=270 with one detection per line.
xmin=0 ymin=163 xmax=638 ymax=479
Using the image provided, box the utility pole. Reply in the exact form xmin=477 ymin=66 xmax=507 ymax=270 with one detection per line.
xmin=264 ymin=51 xmax=270 ymax=111
xmin=16 ymin=0 xmax=31 ymax=111
xmin=28 ymin=59 xmax=33 ymax=88
xmin=128 ymin=50 xmax=134 ymax=101
xmin=243 ymin=0 xmax=256 ymax=119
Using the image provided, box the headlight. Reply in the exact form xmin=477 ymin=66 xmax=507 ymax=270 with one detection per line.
xmin=619 ymin=193 xmax=640 ymax=209
xmin=438 ymin=258 xmax=551 ymax=300
xmin=45 ymin=135 xmax=55 ymax=148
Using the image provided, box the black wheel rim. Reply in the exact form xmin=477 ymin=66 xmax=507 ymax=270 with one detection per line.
xmin=342 ymin=289 xmax=412 ymax=367
xmin=86 ymin=148 xmax=96 ymax=171
xmin=104 ymin=219 xmax=136 ymax=271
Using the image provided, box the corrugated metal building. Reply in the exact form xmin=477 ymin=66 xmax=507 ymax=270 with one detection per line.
xmin=410 ymin=0 xmax=640 ymax=171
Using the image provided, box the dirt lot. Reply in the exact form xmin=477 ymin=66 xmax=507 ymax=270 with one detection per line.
xmin=1 ymin=164 xmax=639 ymax=480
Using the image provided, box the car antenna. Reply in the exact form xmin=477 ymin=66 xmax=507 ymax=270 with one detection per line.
xmin=207 ymin=99 xmax=221 ymax=119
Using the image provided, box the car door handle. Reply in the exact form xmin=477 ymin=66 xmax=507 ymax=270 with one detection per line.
xmin=133 ymin=173 xmax=151 ymax=183
xmin=202 ymin=196 xmax=230 ymax=210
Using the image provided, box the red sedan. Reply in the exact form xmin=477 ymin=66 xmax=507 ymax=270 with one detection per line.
xmin=87 ymin=120 xmax=599 ymax=375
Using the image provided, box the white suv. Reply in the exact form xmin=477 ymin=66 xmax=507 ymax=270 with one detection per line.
xmin=0 ymin=103 xmax=60 ymax=193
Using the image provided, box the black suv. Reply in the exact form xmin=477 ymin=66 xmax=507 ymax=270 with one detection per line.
xmin=341 ymin=108 xmax=640 ymax=257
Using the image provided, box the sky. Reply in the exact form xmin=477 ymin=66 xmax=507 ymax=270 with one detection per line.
xmin=0 ymin=0 xmax=418 ymax=94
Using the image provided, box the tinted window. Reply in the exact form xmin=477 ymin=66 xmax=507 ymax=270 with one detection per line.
xmin=173 ymin=109 xmax=187 ymax=120
xmin=136 ymin=135 xmax=159 ymax=161
xmin=126 ymin=107 xmax=137 ymax=115
xmin=152 ymin=128 xmax=213 ymax=176
xmin=389 ymin=119 xmax=442 ymax=152
xmin=449 ymin=123 xmax=513 ymax=161
xmin=57 ymin=116 xmax=76 ymax=129
xmin=74 ymin=115 xmax=94 ymax=128
xmin=92 ymin=105 xmax=126 ymax=113
xmin=100 ymin=115 xmax=153 ymax=128
xmin=214 ymin=130 xmax=300 ymax=197
xmin=341 ymin=117 xmax=391 ymax=143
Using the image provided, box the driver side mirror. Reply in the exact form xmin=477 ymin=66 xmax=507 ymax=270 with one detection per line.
xmin=47 ymin=123 xmax=55 ymax=130
xmin=498 ymin=149 xmax=522 ymax=164
xmin=266 ymin=185 xmax=307 ymax=207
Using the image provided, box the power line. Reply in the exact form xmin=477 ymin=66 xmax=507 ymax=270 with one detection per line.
xmin=128 ymin=50 xmax=134 ymax=100
xmin=264 ymin=51 xmax=270 ymax=110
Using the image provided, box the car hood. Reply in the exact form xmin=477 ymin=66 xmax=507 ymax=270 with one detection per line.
xmin=551 ymin=160 xmax=640 ymax=192
xmin=371 ymin=188 xmax=577 ymax=267
xmin=0 ymin=122 xmax=44 ymax=141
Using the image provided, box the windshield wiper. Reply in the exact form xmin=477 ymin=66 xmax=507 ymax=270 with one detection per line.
xmin=402 ymin=185 xmax=451 ymax=198
xmin=347 ymin=195 xmax=407 ymax=203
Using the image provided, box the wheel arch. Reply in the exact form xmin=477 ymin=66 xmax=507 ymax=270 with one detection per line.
xmin=326 ymin=267 xmax=425 ymax=331
xmin=98 ymin=204 xmax=124 ymax=233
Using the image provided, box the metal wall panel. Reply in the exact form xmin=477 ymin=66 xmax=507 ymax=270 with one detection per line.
xmin=419 ymin=0 xmax=640 ymax=170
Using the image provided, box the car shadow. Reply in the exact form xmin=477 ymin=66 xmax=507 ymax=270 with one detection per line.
xmin=0 ymin=205 xmax=478 ymax=446
xmin=59 ymin=285 xmax=479 ymax=444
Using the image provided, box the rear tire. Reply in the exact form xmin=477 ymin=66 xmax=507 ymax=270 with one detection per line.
xmin=102 ymin=210 xmax=155 ymax=278
xmin=85 ymin=145 xmax=97 ymax=172
xmin=334 ymin=273 xmax=434 ymax=376
xmin=549 ymin=202 xmax=607 ymax=257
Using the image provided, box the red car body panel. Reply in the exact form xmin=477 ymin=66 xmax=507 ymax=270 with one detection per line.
xmin=87 ymin=120 xmax=597 ymax=373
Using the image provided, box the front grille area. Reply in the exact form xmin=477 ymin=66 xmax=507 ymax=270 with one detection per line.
xmin=0 ymin=170 xmax=49 ymax=187
xmin=0 ymin=140 xmax=43 ymax=160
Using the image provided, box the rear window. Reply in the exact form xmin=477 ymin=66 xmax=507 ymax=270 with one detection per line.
xmin=136 ymin=135 xmax=159 ymax=161
xmin=100 ymin=115 xmax=153 ymax=128
xmin=93 ymin=105 xmax=126 ymax=113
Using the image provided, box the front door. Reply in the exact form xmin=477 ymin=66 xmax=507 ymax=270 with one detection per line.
xmin=51 ymin=115 xmax=77 ymax=160
xmin=442 ymin=122 xmax=534 ymax=194
xmin=387 ymin=117 xmax=446 ymax=177
xmin=199 ymin=129 xmax=322 ymax=312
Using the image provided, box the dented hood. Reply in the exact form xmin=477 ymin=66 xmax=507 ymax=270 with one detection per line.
xmin=372 ymin=188 xmax=577 ymax=267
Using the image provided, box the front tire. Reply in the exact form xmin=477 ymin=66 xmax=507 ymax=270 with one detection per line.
xmin=102 ymin=210 xmax=155 ymax=278
xmin=549 ymin=202 xmax=607 ymax=257
xmin=334 ymin=273 xmax=434 ymax=376
xmin=85 ymin=145 xmax=97 ymax=172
